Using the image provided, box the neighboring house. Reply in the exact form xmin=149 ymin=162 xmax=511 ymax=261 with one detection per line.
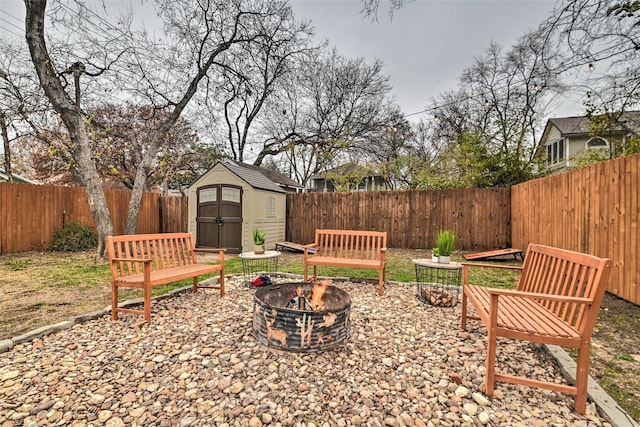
xmin=539 ymin=111 xmax=640 ymax=174
xmin=307 ymin=162 xmax=388 ymax=192
xmin=187 ymin=159 xmax=302 ymax=253
xmin=0 ymin=168 xmax=38 ymax=184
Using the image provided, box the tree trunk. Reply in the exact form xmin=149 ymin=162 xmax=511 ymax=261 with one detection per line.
xmin=1 ymin=112 xmax=12 ymax=182
xmin=24 ymin=0 xmax=114 ymax=256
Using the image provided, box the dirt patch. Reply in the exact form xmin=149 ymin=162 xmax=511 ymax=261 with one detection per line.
xmin=0 ymin=249 xmax=639 ymax=422
xmin=587 ymin=293 xmax=640 ymax=421
xmin=0 ymin=251 xmax=114 ymax=339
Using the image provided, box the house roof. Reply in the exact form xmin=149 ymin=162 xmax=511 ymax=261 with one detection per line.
xmin=218 ymin=159 xmax=288 ymax=194
xmin=0 ymin=168 xmax=38 ymax=184
xmin=545 ymin=111 xmax=640 ymax=138
xmin=311 ymin=162 xmax=382 ymax=179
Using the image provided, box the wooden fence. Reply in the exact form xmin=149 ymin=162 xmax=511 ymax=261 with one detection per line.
xmin=0 ymin=183 xmax=184 ymax=253
xmin=512 ymin=153 xmax=640 ymax=305
xmin=2 ymin=153 xmax=639 ymax=305
xmin=285 ymin=188 xmax=512 ymax=250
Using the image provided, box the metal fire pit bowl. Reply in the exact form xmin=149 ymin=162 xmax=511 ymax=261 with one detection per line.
xmin=252 ymin=282 xmax=351 ymax=352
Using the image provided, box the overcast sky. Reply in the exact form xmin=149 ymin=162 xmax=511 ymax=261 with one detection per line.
xmin=1 ymin=0 xmax=580 ymax=119
xmin=290 ymin=0 xmax=577 ymax=121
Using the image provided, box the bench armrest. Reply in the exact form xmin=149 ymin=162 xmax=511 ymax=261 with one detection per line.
xmin=303 ymin=243 xmax=317 ymax=249
xmin=487 ymin=288 xmax=594 ymax=305
xmin=110 ymin=257 xmax=151 ymax=264
xmin=194 ymin=248 xmax=226 ymax=253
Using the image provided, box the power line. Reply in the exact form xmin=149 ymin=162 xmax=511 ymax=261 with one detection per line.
xmin=0 ymin=16 xmax=22 ymax=32
xmin=0 ymin=9 xmax=23 ymax=23
xmin=0 ymin=24 xmax=22 ymax=39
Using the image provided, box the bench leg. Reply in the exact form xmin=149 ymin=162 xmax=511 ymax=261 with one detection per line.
xmin=219 ymin=270 xmax=225 ymax=297
xmin=485 ymin=301 xmax=499 ymax=396
xmin=144 ymin=283 xmax=152 ymax=324
xmin=303 ymin=264 xmax=317 ymax=283
xmin=304 ymin=265 xmax=317 ymax=283
xmin=378 ymin=270 xmax=385 ymax=296
xmin=111 ymin=283 xmax=119 ymax=321
xmin=574 ymin=341 xmax=590 ymax=414
xmin=461 ymin=291 xmax=468 ymax=331
xmin=193 ymin=277 xmax=198 ymax=293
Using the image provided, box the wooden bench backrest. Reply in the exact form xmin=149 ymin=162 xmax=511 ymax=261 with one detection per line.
xmin=518 ymin=243 xmax=612 ymax=334
xmin=314 ymin=229 xmax=387 ymax=260
xmin=107 ymin=233 xmax=198 ymax=277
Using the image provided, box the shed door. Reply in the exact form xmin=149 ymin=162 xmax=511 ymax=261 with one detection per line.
xmin=196 ymin=185 xmax=242 ymax=253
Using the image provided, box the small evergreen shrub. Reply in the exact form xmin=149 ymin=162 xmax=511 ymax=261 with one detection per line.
xmin=48 ymin=221 xmax=98 ymax=252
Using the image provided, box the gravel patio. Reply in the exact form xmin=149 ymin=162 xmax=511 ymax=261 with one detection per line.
xmin=0 ymin=276 xmax=611 ymax=427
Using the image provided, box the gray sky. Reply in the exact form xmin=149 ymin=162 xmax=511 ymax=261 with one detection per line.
xmin=290 ymin=0 xmax=573 ymax=120
xmin=1 ymin=0 xmax=579 ymax=119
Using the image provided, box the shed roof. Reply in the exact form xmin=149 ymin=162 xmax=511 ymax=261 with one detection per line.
xmin=226 ymin=160 xmax=303 ymax=191
xmin=219 ymin=160 xmax=287 ymax=194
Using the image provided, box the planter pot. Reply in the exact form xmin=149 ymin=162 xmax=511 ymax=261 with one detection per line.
xmin=431 ymin=255 xmax=439 ymax=263
xmin=254 ymin=244 xmax=265 ymax=255
xmin=438 ymin=255 xmax=451 ymax=264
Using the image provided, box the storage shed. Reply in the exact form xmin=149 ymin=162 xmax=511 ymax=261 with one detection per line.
xmin=188 ymin=159 xmax=301 ymax=253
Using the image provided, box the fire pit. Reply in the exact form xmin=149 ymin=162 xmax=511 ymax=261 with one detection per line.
xmin=252 ymin=281 xmax=351 ymax=352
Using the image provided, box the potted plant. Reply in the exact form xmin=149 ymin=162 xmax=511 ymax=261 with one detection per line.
xmin=431 ymin=247 xmax=440 ymax=263
xmin=436 ymin=230 xmax=455 ymax=264
xmin=253 ymin=228 xmax=266 ymax=254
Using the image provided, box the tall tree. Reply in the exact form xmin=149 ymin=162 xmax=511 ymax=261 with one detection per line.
xmin=25 ymin=0 xmax=115 ymax=255
xmin=23 ymin=0 xmax=302 ymax=254
xmin=259 ymin=49 xmax=400 ymax=185
xmin=539 ymin=0 xmax=640 ymax=111
xmin=426 ymin=31 xmax=562 ymax=186
xmin=0 ymin=40 xmax=53 ymax=182
xmin=213 ymin=14 xmax=315 ymax=162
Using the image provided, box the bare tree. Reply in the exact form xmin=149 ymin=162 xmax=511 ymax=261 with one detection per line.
xmin=0 ymin=40 xmax=53 ymax=182
xmin=259 ymin=49 xmax=399 ymax=185
xmin=212 ymin=14 xmax=315 ymax=162
xmin=23 ymin=0 xmax=303 ymax=254
xmin=539 ymin=0 xmax=640 ymax=111
xmin=424 ymin=32 xmax=562 ymax=186
xmin=25 ymin=0 xmax=115 ymax=255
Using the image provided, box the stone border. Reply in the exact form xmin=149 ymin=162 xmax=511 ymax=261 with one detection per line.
xmin=546 ymin=344 xmax=640 ymax=427
xmin=1 ymin=275 xmax=637 ymax=427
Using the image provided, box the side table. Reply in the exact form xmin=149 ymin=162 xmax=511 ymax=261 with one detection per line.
xmin=413 ymin=259 xmax=462 ymax=307
xmin=239 ymin=251 xmax=281 ymax=287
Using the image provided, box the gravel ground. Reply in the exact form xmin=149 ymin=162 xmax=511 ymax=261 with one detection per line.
xmin=0 ymin=276 xmax=611 ymax=427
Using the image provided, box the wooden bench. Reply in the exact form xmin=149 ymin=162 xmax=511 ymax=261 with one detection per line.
xmin=461 ymin=243 xmax=612 ymax=414
xmin=107 ymin=232 xmax=225 ymax=324
xmin=303 ymin=229 xmax=387 ymax=295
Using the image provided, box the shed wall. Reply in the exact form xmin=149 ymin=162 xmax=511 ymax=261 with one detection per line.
xmin=187 ymin=164 xmax=286 ymax=251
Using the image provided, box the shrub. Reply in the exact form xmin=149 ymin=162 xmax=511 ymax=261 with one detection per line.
xmin=435 ymin=230 xmax=456 ymax=256
xmin=253 ymin=228 xmax=266 ymax=245
xmin=48 ymin=221 xmax=98 ymax=252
